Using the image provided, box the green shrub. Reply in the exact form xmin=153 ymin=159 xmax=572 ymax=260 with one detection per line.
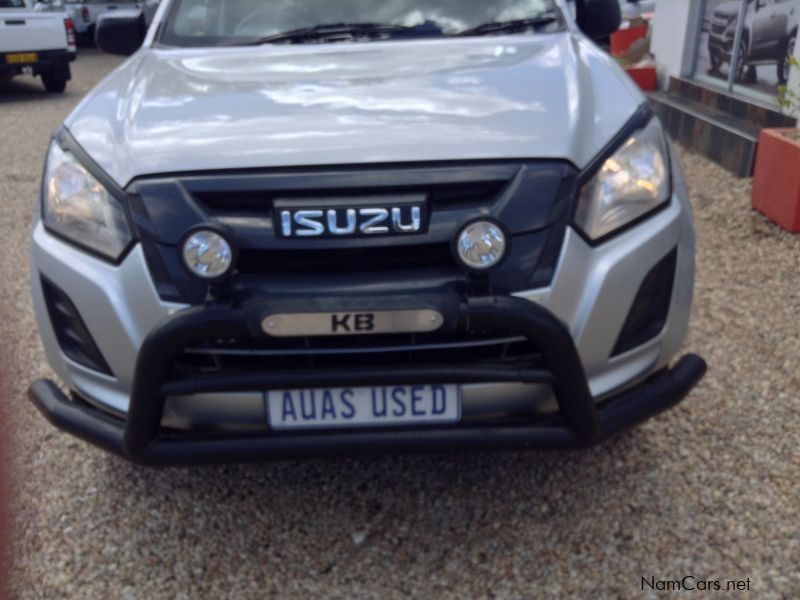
xmin=776 ymin=56 xmax=800 ymax=115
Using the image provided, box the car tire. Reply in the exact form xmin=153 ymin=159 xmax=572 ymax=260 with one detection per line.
xmin=41 ymin=71 xmax=67 ymax=93
xmin=710 ymin=50 xmax=723 ymax=72
xmin=778 ymin=33 xmax=797 ymax=85
xmin=77 ymin=31 xmax=94 ymax=48
xmin=734 ymin=37 xmax=749 ymax=83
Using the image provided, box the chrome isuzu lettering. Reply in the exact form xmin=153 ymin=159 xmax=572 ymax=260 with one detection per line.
xmin=279 ymin=206 xmax=423 ymax=238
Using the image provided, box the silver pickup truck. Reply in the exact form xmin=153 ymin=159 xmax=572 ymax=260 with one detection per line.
xmin=0 ymin=0 xmax=76 ymax=92
xmin=28 ymin=0 xmax=706 ymax=465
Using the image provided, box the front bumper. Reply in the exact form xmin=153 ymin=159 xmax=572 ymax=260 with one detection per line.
xmin=28 ymin=295 xmax=707 ymax=466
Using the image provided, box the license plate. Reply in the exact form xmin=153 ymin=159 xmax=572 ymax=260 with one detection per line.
xmin=262 ymin=309 xmax=443 ymax=337
xmin=267 ymin=384 xmax=460 ymax=430
xmin=6 ymin=52 xmax=37 ymax=65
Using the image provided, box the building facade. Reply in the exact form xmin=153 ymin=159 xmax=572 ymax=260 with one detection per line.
xmin=652 ymin=0 xmax=800 ymax=114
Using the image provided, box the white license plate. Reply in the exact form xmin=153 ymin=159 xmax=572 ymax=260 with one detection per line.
xmin=267 ymin=384 xmax=460 ymax=430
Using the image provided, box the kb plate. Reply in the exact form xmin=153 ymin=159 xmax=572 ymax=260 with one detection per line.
xmin=262 ymin=309 xmax=444 ymax=337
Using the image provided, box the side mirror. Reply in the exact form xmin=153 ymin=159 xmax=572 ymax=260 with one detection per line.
xmin=575 ymin=0 xmax=622 ymax=41
xmin=95 ymin=10 xmax=147 ymax=56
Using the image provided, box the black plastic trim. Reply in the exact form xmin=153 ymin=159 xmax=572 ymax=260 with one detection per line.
xmin=126 ymin=193 xmax=184 ymax=300
xmin=40 ymin=276 xmax=113 ymax=376
xmin=127 ymin=160 xmax=526 ymax=190
xmin=612 ymin=248 xmax=678 ymax=357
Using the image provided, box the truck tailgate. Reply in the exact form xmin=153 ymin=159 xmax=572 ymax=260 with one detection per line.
xmin=0 ymin=10 xmax=67 ymax=52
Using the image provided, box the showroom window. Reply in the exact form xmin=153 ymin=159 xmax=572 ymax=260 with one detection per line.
xmin=694 ymin=0 xmax=799 ymax=104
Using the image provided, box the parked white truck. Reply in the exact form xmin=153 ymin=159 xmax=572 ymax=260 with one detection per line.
xmin=34 ymin=0 xmax=159 ymax=45
xmin=0 ymin=0 xmax=76 ymax=92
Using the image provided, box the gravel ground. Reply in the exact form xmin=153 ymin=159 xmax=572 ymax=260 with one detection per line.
xmin=2 ymin=51 xmax=799 ymax=599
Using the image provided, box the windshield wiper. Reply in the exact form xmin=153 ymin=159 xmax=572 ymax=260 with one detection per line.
xmin=236 ymin=21 xmax=444 ymax=46
xmin=457 ymin=15 xmax=560 ymax=37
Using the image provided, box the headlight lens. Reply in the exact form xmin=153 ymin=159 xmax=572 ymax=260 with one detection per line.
xmin=42 ymin=141 xmax=132 ymax=260
xmin=455 ymin=220 xmax=507 ymax=271
xmin=575 ymin=118 xmax=670 ymax=241
xmin=182 ymin=229 xmax=234 ymax=279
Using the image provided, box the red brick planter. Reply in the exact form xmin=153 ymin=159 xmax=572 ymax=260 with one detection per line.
xmin=751 ymin=128 xmax=800 ymax=233
xmin=623 ymin=65 xmax=657 ymax=91
xmin=610 ymin=25 xmax=648 ymax=57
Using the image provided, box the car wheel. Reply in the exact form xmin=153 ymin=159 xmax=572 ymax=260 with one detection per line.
xmin=778 ymin=33 xmax=797 ymax=85
xmin=77 ymin=31 xmax=94 ymax=48
xmin=41 ymin=71 xmax=67 ymax=93
xmin=710 ymin=50 xmax=723 ymax=72
xmin=734 ymin=38 xmax=749 ymax=83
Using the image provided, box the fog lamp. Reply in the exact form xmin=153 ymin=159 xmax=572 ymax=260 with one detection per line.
xmin=181 ymin=229 xmax=234 ymax=279
xmin=455 ymin=220 xmax=507 ymax=271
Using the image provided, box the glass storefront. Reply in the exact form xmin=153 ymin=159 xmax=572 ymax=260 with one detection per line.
xmin=693 ymin=0 xmax=799 ymax=104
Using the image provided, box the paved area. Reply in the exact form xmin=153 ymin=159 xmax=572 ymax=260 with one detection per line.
xmin=2 ymin=51 xmax=799 ymax=598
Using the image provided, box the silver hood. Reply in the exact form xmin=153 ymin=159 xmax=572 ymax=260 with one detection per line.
xmin=66 ymin=34 xmax=643 ymax=186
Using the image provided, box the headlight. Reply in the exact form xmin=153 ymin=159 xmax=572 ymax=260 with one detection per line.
xmin=42 ymin=141 xmax=132 ymax=260
xmin=575 ymin=118 xmax=670 ymax=241
xmin=455 ymin=220 xmax=508 ymax=271
xmin=182 ymin=229 xmax=235 ymax=279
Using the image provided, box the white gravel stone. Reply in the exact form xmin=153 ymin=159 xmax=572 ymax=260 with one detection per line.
xmin=352 ymin=531 xmax=367 ymax=546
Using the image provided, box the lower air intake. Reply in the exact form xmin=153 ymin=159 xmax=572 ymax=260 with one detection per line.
xmin=612 ymin=248 xmax=678 ymax=357
xmin=40 ymin=277 xmax=113 ymax=375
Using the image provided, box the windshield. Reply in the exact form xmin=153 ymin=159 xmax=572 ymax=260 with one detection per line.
xmin=0 ymin=0 xmax=27 ymax=8
xmin=160 ymin=0 xmax=564 ymax=47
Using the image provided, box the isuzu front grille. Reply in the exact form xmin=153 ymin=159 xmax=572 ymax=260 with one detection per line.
xmin=128 ymin=161 xmax=578 ymax=304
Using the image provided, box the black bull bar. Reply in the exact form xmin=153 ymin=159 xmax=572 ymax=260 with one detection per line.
xmin=28 ymin=295 xmax=707 ymax=465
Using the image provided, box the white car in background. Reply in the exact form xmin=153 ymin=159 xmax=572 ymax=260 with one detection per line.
xmin=1 ymin=0 xmax=76 ymax=92
xmin=34 ymin=0 xmax=159 ymax=44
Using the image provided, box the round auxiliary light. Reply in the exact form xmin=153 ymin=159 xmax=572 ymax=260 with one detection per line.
xmin=455 ymin=220 xmax=508 ymax=271
xmin=182 ymin=229 xmax=234 ymax=279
